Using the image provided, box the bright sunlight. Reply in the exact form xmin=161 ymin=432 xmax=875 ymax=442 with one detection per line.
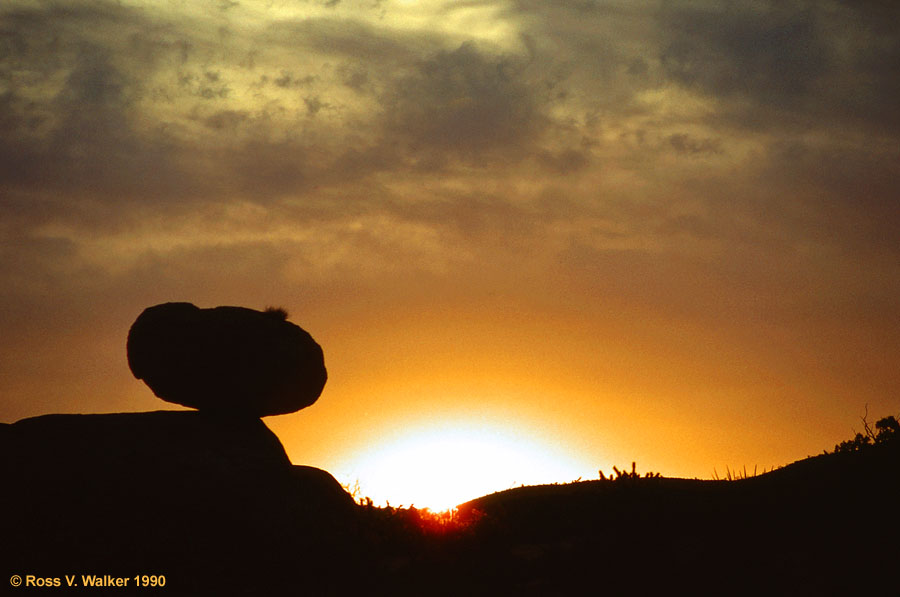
xmin=341 ymin=423 xmax=590 ymax=511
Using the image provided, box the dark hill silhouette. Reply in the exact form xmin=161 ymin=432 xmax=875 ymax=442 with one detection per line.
xmin=348 ymin=423 xmax=899 ymax=596
xmin=439 ymin=435 xmax=898 ymax=596
xmin=4 ymin=410 xmax=898 ymax=596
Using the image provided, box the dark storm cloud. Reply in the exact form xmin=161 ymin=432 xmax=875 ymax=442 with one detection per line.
xmin=0 ymin=3 xmax=195 ymax=212
xmin=502 ymin=0 xmax=660 ymax=114
xmin=501 ymin=0 xmax=900 ymax=140
xmin=1 ymin=0 xmax=898 ymax=260
xmin=381 ymin=42 xmax=545 ymax=164
xmin=646 ymin=1 xmax=900 ymax=259
xmin=657 ymin=1 xmax=900 ymax=134
xmin=1 ymin=47 xmax=185 ymax=201
xmin=0 ymin=2 xmax=559 ymax=229
xmin=659 ymin=4 xmax=828 ymax=107
xmin=0 ymin=2 xmax=330 ymax=220
xmin=232 ymin=15 xmax=558 ymax=181
xmin=261 ymin=14 xmax=556 ymax=164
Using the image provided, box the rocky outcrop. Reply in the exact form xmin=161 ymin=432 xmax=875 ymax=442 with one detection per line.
xmin=6 ymin=410 xmax=291 ymax=474
xmin=2 ymin=411 xmax=362 ymax=596
xmin=127 ymin=303 xmax=327 ymax=417
xmin=1 ymin=303 xmax=366 ymax=595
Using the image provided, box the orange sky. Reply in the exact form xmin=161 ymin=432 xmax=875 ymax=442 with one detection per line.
xmin=2 ymin=0 xmax=899 ymax=506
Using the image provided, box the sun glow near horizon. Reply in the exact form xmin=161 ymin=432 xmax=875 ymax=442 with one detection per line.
xmin=336 ymin=422 xmax=595 ymax=512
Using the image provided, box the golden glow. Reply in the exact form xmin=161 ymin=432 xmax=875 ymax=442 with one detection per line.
xmin=337 ymin=422 xmax=590 ymax=511
xmin=2 ymin=0 xmax=896 ymax=505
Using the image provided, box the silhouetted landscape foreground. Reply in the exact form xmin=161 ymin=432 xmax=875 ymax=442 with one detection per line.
xmin=3 ymin=304 xmax=898 ymax=595
xmin=4 ymin=411 xmax=898 ymax=596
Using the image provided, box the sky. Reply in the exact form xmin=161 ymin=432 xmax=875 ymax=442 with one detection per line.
xmin=2 ymin=0 xmax=899 ymax=506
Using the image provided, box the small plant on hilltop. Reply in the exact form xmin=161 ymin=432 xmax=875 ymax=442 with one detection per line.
xmin=833 ymin=406 xmax=900 ymax=454
xmin=599 ymin=461 xmax=661 ymax=482
xmin=263 ymin=306 xmax=289 ymax=320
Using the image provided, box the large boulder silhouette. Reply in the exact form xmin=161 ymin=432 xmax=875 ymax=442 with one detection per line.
xmin=127 ymin=302 xmax=327 ymax=417
xmin=2 ymin=411 xmax=362 ymax=596
xmin=0 ymin=306 xmax=369 ymax=595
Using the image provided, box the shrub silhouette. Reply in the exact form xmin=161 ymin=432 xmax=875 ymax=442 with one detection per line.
xmin=264 ymin=306 xmax=289 ymax=320
xmin=834 ymin=408 xmax=899 ymax=453
xmin=598 ymin=461 xmax=661 ymax=481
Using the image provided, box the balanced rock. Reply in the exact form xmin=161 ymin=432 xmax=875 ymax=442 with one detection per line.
xmin=127 ymin=302 xmax=327 ymax=417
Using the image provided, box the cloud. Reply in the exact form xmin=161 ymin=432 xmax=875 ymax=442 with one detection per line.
xmin=380 ymin=42 xmax=545 ymax=164
xmin=272 ymin=71 xmax=317 ymax=89
xmin=535 ymin=148 xmax=591 ymax=174
xmin=659 ymin=4 xmax=829 ymax=106
xmin=203 ymin=109 xmax=250 ymax=131
xmin=0 ymin=2 xmax=556 ymax=220
xmin=666 ymin=133 xmax=722 ymax=156
xmin=1 ymin=0 xmax=898 ymax=271
xmin=656 ymin=1 xmax=900 ymax=135
xmin=0 ymin=4 xmax=196 ymax=213
xmin=270 ymin=16 xmax=425 ymax=66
